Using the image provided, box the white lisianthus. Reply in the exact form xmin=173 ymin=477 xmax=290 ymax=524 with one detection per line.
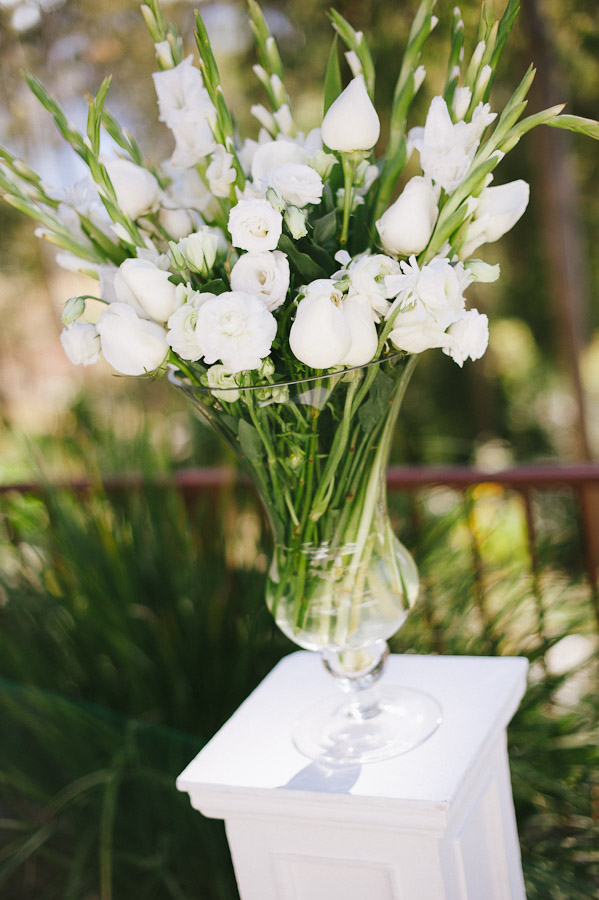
xmin=206 ymin=145 xmax=237 ymax=198
xmin=60 ymin=322 xmax=101 ymax=366
xmin=196 ymin=291 xmax=278 ymax=373
xmin=250 ymin=138 xmax=307 ymax=184
xmin=346 ymin=253 xmax=400 ymax=321
xmin=443 ymin=309 xmax=489 ymax=367
xmin=171 ymin=228 xmax=218 ymax=277
xmin=267 ymin=163 xmax=324 ymax=208
xmin=340 ymin=293 xmax=378 ymax=366
xmin=159 ymin=204 xmax=196 ymax=240
xmin=228 ymin=199 xmax=283 ymax=251
xmin=460 ymin=180 xmax=530 ymax=258
xmin=230 ymin=250 xmax=290 ymax=311
xmin=96 ymin=303 xmax=169 ymax=375
xmin=321 ymin=76 xmax=380 ymax=152
xmin=114 ymin=257 xmax=181 ymax=323
xmin=166 ymin=290 xmax=214 ymax=360
xmin=388 ymin=306 xmax=453 ymax=355
xmin=375 ymin=176 xmax=439 ymax=256
xmin=289 ymin=280 xmax=351 ymax=369
xmin=409 ymin=96 xmax=495 ymax=193
xmin=206 ymin=364 xmax=241 ymax=402
xmin=103 ymin=159 xmax=161 ymax=220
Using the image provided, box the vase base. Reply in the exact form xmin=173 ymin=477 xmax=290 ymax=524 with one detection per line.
xmin=292 ymin=686 xmax=442 ymax=766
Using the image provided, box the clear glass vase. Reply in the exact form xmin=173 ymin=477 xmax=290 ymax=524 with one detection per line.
xmin=170 ymin=353 xmax=441 ymax=764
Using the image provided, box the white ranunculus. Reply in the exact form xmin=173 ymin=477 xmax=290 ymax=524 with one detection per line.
xmin=103 ymin=159 xmax=161 ymax=220
xmin=228 ymin=199 xmax=283 ymax=252
xmin=388 ymin=306 xmax=452 ymax=355
xmin=460 ymin=179 xmax=530 ymax=258
xmin=60 ymin=322 xmax=101 ymax=367
xmin=250 ymin=138 xmax=307 ymax=184
xmin=230 ymin=250 xmax=290 ymax=311
xmin=443 ymin=309 xmax=489 ymax=367
xmin=375 ymin=176 xmax=439 ymax=256
xmin=206 ymin=145 xmax=237 ymax=198
xmin=409 ymin=96 xmax=494 ymax=193
xmin=267 ymin=163 xmax=324 ymax=208
xmin=321 ymin=76 xmax=380 ymax=152
xmin=206 ymin=364 xmax=241 ymax=402
xmin=196 ymin=291 xmax=278 ymax=373
xmin=289 ymin=282 xmax=351 ymax=369
xmin=340 ymin=293 xmax=378 ymax=366
xmin=166 ymin=291 xmax=214 ymax=360
xmin=96 ymin=303 xmax=169 ymax=376
xmin=114 ymin=257 xmax=181 ymax=323
xmin=346 ymin=253 xmax=400 ymax=321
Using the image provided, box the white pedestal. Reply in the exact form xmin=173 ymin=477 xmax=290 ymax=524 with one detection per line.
xmin=177 ymin=653 xmax=528 ymax=900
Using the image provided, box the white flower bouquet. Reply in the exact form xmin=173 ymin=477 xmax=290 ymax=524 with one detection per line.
xmin=1 ymin=0 xmax=597 ymax=659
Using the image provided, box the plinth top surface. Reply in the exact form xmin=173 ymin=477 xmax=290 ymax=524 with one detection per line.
xmin=177 ymin=653 xmax=527 ymax=812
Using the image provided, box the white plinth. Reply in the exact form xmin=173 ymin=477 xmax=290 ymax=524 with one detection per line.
xmin=177 ymin=653 xmax=528 ymax=900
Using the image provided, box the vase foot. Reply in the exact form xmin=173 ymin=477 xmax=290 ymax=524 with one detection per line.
xmin=292 ymin=685 xmax=442 ymax=765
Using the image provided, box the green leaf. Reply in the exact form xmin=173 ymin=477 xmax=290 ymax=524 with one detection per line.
xmin=323 ymin=34 xmax=342 ymax=115
xmin=546 ymin=115 xmax=599 ymax=141
xmin=238 ymin=420 xmax=265 ymax=462
xmin=278 ymin=234 xmax=328 ymax=282
xmin=312 ymin=209 xmax=338 ymax=246
xmin=358 ymin=371 xmax=395 ymax=433
xmin=200 ymin=279 xmax=228 ymax=295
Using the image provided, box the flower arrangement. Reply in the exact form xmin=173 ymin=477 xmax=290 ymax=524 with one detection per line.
xmin=1 ymin=0 xmax=597 ymax=654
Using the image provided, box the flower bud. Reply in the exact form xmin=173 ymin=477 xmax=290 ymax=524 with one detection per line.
xmin=376 ymin=176 xmax=439 ymax=256
xmin=173 ymin=229 xmax=218 ymax=277
xmin=289 ymin=292 xmax=351 ymax=369
xmin=284 ymin=206 xmax=308 ymax=239
xmin=321 ymin=76 xmax=380 ymax=152
xmin=103 ymin=158 xmax=161 ymax=220
xmin=60 ymin=322 xmax=101 ymax=366
xmin=206 ymin=364 xmax=241 ymax=402
xmin=96 ymin=303 xmax=169 ymax=376
xmin=340 ymin=294 xmax=378 ymax=366
xmin=259 ymin=358 xmax=276 ymax=377
xmin=61 ymin=296 xmax=86 ymax=325
xmin=463 ymin=259 xmax=500 ymax=283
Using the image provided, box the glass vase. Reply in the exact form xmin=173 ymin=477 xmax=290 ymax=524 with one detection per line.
xmin=170 ymin=353 xmax=441 ymax=764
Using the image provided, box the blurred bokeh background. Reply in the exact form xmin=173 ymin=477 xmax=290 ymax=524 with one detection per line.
xmin=0 ymin=1 xmax=598 ymax=898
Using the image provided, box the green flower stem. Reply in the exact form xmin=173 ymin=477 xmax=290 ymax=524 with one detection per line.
xmin=339 ymin=154 xmax=355 ymax=246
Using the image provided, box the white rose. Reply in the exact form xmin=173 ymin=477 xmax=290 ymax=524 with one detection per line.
xmin=103 ymin=159 xmax=161 ymax=220
xmin=167 ymin=291 xmax=214 ymax=360
xmin=96 ymin=303 xmax=169 ymax=375
xmin=443 ymin=309 xmax=489 ymax=367
xmin=228 ymin=199 xmax=283 ymax=252
xmin=289 ymin=282 xmax=351 ymax=369
xmin=460 ymin=180 xmax=530 ymax=258
xmin=321 ymin=76 xmax=380 ymax=152
xmin=60 ymin=322 xmax=101 ymax=366
xmin=230 ymin=250 xmax=290 ymax=311
xmin=340 ymin=294 xmax=378 ymax=367
xmin=114 ymin=257 xmax=181 ymax=323
xmin=267 ymin=163 xmax=324 ymax=208
xmin=206 ymin=145 xmax=237 ymax=198
xmin=409 ymin=96 xmax=494 ymax=193
xmin=375 ymin=176 xmax=439 ymax=256
xmin=196 ymin=292 xmax=278 ymax=373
